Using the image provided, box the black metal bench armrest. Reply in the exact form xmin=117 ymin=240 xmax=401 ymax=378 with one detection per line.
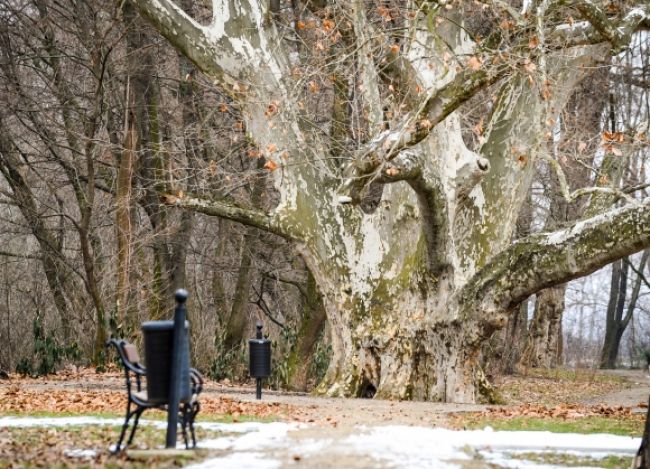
xmin=190 ymin=368 xmax=204 ymax=395
xmin=106 ymin=339 xmax=147 ymax=376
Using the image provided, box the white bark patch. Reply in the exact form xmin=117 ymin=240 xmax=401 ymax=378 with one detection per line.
xmin=335 ymin=211 xmax=387 ymax=300
xmin=202 ymin=2 xmax=286 ymax=85
xmin=409 ymin=17 xmax=474 ymax=90
xmin=210 ymin=0 xmax=230 ymax=36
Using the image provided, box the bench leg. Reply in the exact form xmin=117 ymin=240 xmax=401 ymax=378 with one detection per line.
xmin=127 ymin=407 xmax=145 ymax=446
xmin=113 ymin=403 xmax=135 ymax=454
xmin=190 ymin=401 xmax=200 ymax=448
xmin=180 ymin=404 xmax=190 ymax=449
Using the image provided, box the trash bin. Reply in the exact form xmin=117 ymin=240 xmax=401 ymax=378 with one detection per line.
xmin=141 ymin=320 xmax=191 ymax=404
xmin=249 ymin=322 xmax=271 ymax=399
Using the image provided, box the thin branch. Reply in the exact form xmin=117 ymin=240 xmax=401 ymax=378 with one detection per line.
xmin=252 ymin=282 xmax=287 ymax=330
xmin=0 ymin=250 xmax=41 ymax=260
xmin=163 ymin=192 xmax=298 ymax=241
xmin=263 ymin=271 xmax=307 ymax=298
xmin=626 ymin=252 xmax=650 ymax=291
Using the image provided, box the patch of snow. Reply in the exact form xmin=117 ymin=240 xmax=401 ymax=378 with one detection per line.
xmin=0 ymin=416 xmax=125 ymax=427
xmin=188 ymin=451 xmax=280 ymax=469
xmin=195 ymin=421 xmax=292 ymax=434
xmin=191 ymin=422 xmax=297 ymax=469
xmin=350 ymin=426 xmax=640 ymax=454
xmin=64 ymin=449 xmax=97 ymax=459
xmin=3 ymin=417 xmax=642 ymax=468
xmin=197 ymin=422 xmax=297 ymax=452
xmin=342 ymin=426 xmax=640 ymax=467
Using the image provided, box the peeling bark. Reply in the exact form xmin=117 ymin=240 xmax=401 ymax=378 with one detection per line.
xmin=128 ymin=0 xmax=650 ymax=402
xmin=519 ymin=286 xmax=565 ymax=368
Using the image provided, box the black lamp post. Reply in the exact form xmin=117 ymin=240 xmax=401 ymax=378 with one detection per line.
xmin=249 ymin=322 xmax=271 ymax=399
xmin=166 ymin=289 xmax=188 ymax=448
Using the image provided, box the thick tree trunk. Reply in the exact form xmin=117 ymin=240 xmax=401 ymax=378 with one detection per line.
xmin=519 ymin=286 xmax=566 ymax=368
xmin=223 ymin=159 xmax=266 ymax=353
xmin=129 ymin=0 xmax=650 ymax=402
xmin=223 ymin=228 xmax=256 ymax=352
xmin=116 ymin=102 xmax=137 ymax=332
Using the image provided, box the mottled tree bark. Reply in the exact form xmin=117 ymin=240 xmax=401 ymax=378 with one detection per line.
xmin=127 ymin=0 xmax=650 ymax=402
xmin=520 ymin=286 xmax=566 ymax=368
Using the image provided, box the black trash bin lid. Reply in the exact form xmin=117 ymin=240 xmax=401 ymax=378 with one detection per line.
xmin=141 ymin=320 xmax=189 ymax=331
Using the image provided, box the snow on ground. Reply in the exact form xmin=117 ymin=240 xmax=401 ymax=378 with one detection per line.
xmin=0 ymin=416 xmax=126 ymax=427
xmin=0 ymin=417 xmax=641 ymax=468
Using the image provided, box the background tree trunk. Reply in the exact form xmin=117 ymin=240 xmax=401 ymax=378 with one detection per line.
xmin=600 ymin=251 xmax=650 ymax=368
xmin=286 ymin=272 xmax=327 ymax=391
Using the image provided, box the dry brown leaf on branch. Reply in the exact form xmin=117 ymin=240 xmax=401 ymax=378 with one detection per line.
xmin=467 ymin=56 xmax=483 ymax=70
xmin=264 ymin=159 xmax=279 ymax=171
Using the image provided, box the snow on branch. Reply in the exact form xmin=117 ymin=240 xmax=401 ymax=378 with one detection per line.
xmin=573 ymin=1 xmax=649 ymax=51
xmin=462 ymin=197 xmax=650 ymax=319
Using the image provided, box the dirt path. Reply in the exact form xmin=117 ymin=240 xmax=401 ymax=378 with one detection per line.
xmin=223 ymin=390 xmax=487 ymax=427
xmin=4 ymin=366 xmax=647 ymax=423
xmin=580 ymin=369 xmax=650 ymax=409
xmin=3 ymin=368 xmax=647 ymax=468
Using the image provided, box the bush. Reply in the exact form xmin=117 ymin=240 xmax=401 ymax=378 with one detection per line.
xmin=15 ymin=316 xmax=80 ymax=377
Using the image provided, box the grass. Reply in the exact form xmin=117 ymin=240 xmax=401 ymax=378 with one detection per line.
xmin=456 ymin=415 xmax=644 ymax=437
xmin=495 ymin=367 xmax=634 ymax=406
xmin=0 ymin=410 xmax=279 ymax=423
xmin=520 ymin=367 xmax=629 ymax=384
xmin=0 ymin=424 xmax=217 ymax=469
xmin=0 ymin=409 xmax=278 ymax=469
xmin=509 ymin=452 xmax=633 ymax=468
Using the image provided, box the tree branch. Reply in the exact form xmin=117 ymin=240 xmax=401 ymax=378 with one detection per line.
xmin=462 ymin=197 xmax=650 ymax=320
xmin=126 ymin=0 xmax=222 ymax=78
xmin=163 ymin=192 xmax=299 ymax=241
xmin=626 ymin=252 xmax=650 ymax=291
xmin=573 ymin=1 xmax=650 ymax=52
xmin=339 ymin=62 xmax=504 ymax=201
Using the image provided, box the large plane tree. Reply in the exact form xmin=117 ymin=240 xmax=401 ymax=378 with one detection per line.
xmin=126 ymin=0 xmax=650 ymax=402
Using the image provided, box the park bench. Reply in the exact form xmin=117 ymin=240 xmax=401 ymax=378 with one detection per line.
xmin=106 ymin=338 xmax=203 ymax=452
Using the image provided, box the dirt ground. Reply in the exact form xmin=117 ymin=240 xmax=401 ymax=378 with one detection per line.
xmin=1 ymin=367 xmax=649 ymax=468
xmin=3 ymin=366 xmax=649 ymax=425
xmin=224 ymin=370 xmax=650 ymax=427
xmin=580 ymin=369 xmax=650 ymax=407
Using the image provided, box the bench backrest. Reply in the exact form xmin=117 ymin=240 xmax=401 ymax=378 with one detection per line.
xmin=122 ymin=343 xmax=140 ymax=365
